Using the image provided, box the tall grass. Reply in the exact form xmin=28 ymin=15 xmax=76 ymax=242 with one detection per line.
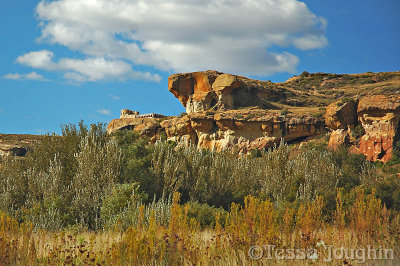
xmin=1 ymin=191 xmax=398 ymax=265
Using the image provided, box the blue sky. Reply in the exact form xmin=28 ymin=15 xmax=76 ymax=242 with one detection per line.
xmin=1 ymin=0 xmax=399 ymax=134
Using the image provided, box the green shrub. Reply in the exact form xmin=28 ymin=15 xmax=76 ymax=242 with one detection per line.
xmin=300 ymin=71 xmax=310 ymax=77
xmin=186 ymin=201 xmax=227 ymax=228
xmin=2 ymin=120 xmax=398 ymax=232
xmin=113 ymin=130 xmax=159 ymax=199
xmin=340 ymin=97 xmax=354 ymax=104
xmin=101 ymin=183 xmax=147 ymax=228
xmin=351 ymin=124 xmax=365 ymax=139
xmin=102 ymin=193 xmax=172 ymax=231
xmin=246 ymin=113 xmax=255 ymax=120
xmin=374 ymin=177 xmax=400 ymax=211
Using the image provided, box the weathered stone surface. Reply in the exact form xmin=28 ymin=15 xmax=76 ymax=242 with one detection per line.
xmin=168 ymin=71 xmax=277 ymax=113
xmin=328 ymin=129 xmax=349 ymax=151
xmin=325 ymin=100 xmax=358 ymax=130
xmin=107 ymin=117 xmax=161 ymax=134
xmin=357 ymin=95 xmax=400 ymax=162
xmin=184 ymin=110 xmax=325 ymax=152
xmin=168 ymin=71 xmax=220 ymax=113
xmin=160 ymin=116 xmax=197 ymax=145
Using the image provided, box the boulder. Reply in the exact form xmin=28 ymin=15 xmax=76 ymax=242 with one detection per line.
xmin=325 ymin=100 xmax=357 ymax=130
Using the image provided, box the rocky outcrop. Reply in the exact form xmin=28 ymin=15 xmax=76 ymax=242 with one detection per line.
xmin=0 ymin=134 xmax=45 ymax=158
xmin=0 ymin=144 xmax=27 ymax=157
xmin=357 ymin=95 xmax=400 ymax=162
xmin=326 ymin=95 xmax=400 ymax=162
xmin=325 ymin=100 xmax=358 ymax=151
xmin=109 ymin=70 xmax=400 ymax=162
xmin=328 ymin=129 xmax=350 ymax=151
xmin=107 ymin=117 xmax=164 ymax=141
xmin=160 ymin=115 xmax=197 ymax=145
xmin=168 ymin=71 xmax=279 ymax=113
xmin=188 ymin=110 xmax=325 ymax=152
xmin=108 ymin=108 xmax=326 ymax=153
xmin=325 ymin=101 xmax=358 ymax=130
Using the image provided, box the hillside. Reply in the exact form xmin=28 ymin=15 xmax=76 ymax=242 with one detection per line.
xmin=0 ymin=134 xmax=46 ymax=157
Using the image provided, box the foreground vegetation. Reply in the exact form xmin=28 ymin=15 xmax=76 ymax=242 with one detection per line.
xmin=1 ymin=122 xmax=400 ymax=264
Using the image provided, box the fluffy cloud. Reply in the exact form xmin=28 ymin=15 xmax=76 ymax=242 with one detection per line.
xmin=20 ymin=0 xmax=327 ymax=80
xmin=3 ymin=72 xmax=48 ymax=81
xmin=16 ymin=50 xmax=161 ymax=82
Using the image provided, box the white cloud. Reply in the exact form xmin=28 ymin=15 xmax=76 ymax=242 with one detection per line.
xmin=19 ymin=0 xmax=327 ymax=79
xmin=97 ymin=109 xmax=111 ymax=115
xmin=3 ymin=72 xmax=48 ymax=81
xmin=293 ymin=35 xmax=328 ymax=50
xmin=16 ymin=50 xmax=55 ymax=70
xmin=16 ymin=50 xmax=161 ymax=82
xmin=26 ymin=72 xmax=48 ymax=80
xmin=109 ymin=94 xmax=121 ymax=100
xmin=3 ymin=73 xmax=22 ymax=80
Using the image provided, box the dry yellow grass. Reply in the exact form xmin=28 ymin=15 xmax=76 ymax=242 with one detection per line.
xmin=1 ymin=190 xmax=399 ymax=265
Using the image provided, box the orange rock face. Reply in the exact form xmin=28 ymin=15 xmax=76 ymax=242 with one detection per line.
xmin=325 ymin=96 xmax=400 ymax=162
xmin=168 ymin=71 xmax=220 ymax=112
xmin=168 ymin=71 xmax=276 ymax=113
xmin=160 ymin=116 xmax=197 ymax=145
xmin=357 ymin=95 xmax=400 ymax=162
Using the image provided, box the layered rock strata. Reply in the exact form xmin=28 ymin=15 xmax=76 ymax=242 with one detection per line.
xmin=108 ymin=108 xmax=325 ymax=153
xmin=108 ymin=70 xmax=400 ymax=162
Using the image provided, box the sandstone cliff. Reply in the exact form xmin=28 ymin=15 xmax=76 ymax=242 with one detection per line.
xmin=107 ymin=70 xmax=400 ymax=162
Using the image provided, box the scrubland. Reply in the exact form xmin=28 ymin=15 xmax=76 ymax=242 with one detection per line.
xmin=1 ymin=122 xmax=400 ymax=265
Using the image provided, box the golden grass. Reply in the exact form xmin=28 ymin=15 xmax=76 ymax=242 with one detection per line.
xmin=1 ymin=190 xmax=399 ymax=265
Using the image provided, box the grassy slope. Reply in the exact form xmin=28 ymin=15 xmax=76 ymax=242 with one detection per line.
xmin=278 ymin=71 xmax=400 ymax=111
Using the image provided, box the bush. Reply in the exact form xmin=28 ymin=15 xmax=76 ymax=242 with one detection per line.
xmin=351 ymin=124 xmax=365 ymax=139
xmin=113 ymin=130 xmax=158 ymax=199
xmin=374 ymin=177 xmax=400 ymax=211
xmin=312 ymin=112 xmax=324 ymax=118
xmin=0 ymin=122 xmax=122 ymax=230
xmin=186 ymin=201 xmax=227 ymax=228
xmin=101 ymin=183 xmax=147 ymax=228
